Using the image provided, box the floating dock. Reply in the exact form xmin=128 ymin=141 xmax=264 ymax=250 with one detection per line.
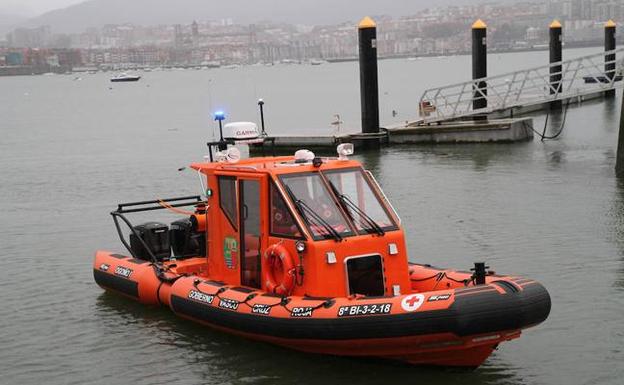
xmin=250 ymin=117 xmax=533 ymax=153
xmin=387 ymin=118 xmax=533 ymax=144
xmin=254 ymin=18 xmax=621 ymax=153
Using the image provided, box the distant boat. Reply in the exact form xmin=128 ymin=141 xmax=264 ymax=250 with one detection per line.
xmin=310 ymin=59 xmax=327 ymax=65
xmin=110 ymin=73 xmax=141 ymax=82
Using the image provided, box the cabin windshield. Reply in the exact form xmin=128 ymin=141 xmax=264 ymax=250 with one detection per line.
xmin=323 ymin=168 xmax=397 ymax=234
xmin=280 ymin=173 xmax=355 ymax=240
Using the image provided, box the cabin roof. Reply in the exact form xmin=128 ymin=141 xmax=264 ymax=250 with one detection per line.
xmin=191 ymin=156 xmax=363 ymax=176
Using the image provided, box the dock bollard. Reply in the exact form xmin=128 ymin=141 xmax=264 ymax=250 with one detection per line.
xmin=605 ymin=20 xmax=616 ymax=98
xmin=549 ymin=20 xmax=563 ymax=109
xmin=472 ymin=19 xmax=488 ymax=113
xmin=358 ymin=16 xmax=380 ymax=139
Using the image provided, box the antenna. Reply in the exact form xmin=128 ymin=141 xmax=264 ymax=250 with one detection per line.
xmin=258 ymin=99 xmax=266 ymax=136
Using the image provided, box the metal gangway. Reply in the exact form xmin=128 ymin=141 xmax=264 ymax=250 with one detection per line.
xmin=418 ymin=48 xmax=624 ymax=124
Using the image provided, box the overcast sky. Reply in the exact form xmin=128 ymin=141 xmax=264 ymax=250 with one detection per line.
xmin=0 ymin=0 xmax=83 ymax=16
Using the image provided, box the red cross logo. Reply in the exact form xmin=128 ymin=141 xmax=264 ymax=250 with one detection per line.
xmin=405 ymin=296 xmax=420 ymax=306
xmin=401 ymin=294 xmax=424 ymax=312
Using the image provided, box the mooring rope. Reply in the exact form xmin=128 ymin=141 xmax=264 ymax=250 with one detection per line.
xmin=525 ymin=98 xmax=572 ymax=141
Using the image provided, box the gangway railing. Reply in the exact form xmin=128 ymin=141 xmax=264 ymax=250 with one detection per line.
xmin=418 ymin=48 xmax=624 ymax=124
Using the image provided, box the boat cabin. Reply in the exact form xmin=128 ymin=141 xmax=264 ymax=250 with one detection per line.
xmin=189 ymin=146 xmax=411 ymax=298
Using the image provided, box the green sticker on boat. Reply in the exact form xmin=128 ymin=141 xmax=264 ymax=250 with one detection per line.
xmin=223 ymin=236 xmax=238 ymax=269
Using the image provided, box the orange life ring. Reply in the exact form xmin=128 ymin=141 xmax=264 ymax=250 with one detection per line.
xmin=263 ymin=243 xmax=296 ymax=295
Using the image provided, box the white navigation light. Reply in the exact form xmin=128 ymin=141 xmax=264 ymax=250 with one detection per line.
xmin=225 ymin=147 xmax=241 ymax=163
xmin=223 ymin=122 xmax=260 ymax=141
xmin=337 ymin=143 xmax=354 ymax=160
xmin=294 ymin=149 xmax=315 ymax=163
xmin=214 ymin=147 xmax=241 ymax=163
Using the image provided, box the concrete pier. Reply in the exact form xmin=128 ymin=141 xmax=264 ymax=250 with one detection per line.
xmin=386 ymin=118 xmax=533 ymax=144
xmin=250 ymin=117 xmax=534 ymax=154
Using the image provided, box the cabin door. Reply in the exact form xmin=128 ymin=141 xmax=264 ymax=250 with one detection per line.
xmin=239 ymin=178 xmax=262 ymax=288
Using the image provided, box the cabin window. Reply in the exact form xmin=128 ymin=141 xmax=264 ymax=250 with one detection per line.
xmin=324 ymin=168 xmax=397 ymax=234
xmin=270 ymin=182 xmax=303 ymax=239
xmin=280 ymin=173 xmax=355 ymax=240
xmin=346 ymin=255 xmax=385 ymax=296
xmin=218 ymin=176 xmax=237 ymax=230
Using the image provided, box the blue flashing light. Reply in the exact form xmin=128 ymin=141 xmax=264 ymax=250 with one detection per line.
xmin=214 ymin=111 xmax=226 ymax=121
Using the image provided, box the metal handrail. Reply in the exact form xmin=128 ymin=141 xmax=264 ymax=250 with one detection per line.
xmin=419 ymin=48 xmax=624 ymax=123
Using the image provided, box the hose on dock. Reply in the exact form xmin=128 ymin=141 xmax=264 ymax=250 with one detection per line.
xmin=529 ymin=98 xmax=571 ymax=141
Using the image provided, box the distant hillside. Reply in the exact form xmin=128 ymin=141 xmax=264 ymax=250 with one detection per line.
xmin=19 ymin=0 xmax=484 ymax=33
xmin=0 ymin=13 xmax=28 ymax=35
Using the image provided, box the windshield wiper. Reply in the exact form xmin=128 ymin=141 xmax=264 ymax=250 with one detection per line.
xmin=297 ymin=200 xmax=344 ymax=241
xmin=283 ymin=185 xmax=343 ymax=242
xmin=327 ymin=181 xmax=385 ymax=236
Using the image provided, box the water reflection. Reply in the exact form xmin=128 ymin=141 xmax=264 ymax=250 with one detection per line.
xmin=546 ymin=150 xmax=566 ymax=167
xmin=358 ymin=147 xmax=382 ymax=174
xmin=601 ymin=96 xmax=618 ymax=131
xmin=604 ymin=148 xmax=616 ymax=166
xmin=95 ymin=293 xmax=525 ymax=385
xmin=611 ymin=177 xmax=624 ymax=290
xmin=370 ymin=143 xmax=534 ymax=173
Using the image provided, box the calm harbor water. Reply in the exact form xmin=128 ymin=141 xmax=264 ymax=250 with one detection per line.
xmin=1 ymin=47 xmax=624 ymax=385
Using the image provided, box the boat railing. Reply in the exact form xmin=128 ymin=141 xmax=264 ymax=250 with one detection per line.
xmin=110 ymin=195 xmax=203 ymax=262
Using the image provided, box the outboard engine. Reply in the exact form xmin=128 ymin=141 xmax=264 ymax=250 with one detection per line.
xmin=129 ymin=222 xmax=170 ymax=261
xmin=170 ymin=218 xmax=206 ymax=259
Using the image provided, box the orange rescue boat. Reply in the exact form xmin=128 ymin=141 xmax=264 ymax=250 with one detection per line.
xmin=94 ymin=138 xmax=550 ymax=367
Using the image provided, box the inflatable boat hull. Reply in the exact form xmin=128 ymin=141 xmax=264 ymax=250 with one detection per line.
xmin=93 ymin=251 xmax=550 ymax=367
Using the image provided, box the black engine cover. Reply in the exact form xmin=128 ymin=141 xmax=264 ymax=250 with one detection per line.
xmin=129 ymin=222 xmax=170 ymax=261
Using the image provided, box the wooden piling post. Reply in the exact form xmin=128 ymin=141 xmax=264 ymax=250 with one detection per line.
xmin=472 ymin=19 xmax=488 ymax=112
xmin=605 ymin=20 xmax=616 ymax=98
xmin=358 ymin=16 xmax=380 ymax=137
xmin=549 ymin=20 xmax=563 ymax=109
